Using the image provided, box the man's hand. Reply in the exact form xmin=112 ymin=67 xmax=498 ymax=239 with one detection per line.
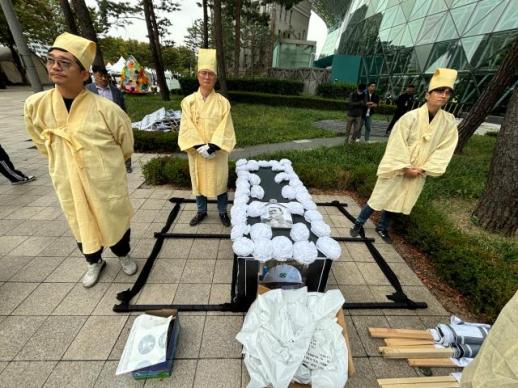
xmin=197 ymin=144 xmax=215 ymax=159
xmin=403 ymin=167 xmax=424 ymax=178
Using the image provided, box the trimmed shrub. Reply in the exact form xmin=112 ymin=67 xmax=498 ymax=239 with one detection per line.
xmin=179 ymin=77 xmax=304 ymax=96
xmin=317 ymin=82 xmax=356 ymax=99
xmin=133 ymin=129 xmax=178 ymax=153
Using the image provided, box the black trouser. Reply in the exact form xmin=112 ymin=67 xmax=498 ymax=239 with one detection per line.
xmin=0 ymin=144 xmax=28 ymax=183
xmin=386 ymin=112 xmax=404 ymax=134
xmin=77 ymin=229 xmax=131 ymax=264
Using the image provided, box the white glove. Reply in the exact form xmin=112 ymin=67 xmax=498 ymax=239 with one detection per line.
xmin=197 ymin=144 xmax=215 ymax=159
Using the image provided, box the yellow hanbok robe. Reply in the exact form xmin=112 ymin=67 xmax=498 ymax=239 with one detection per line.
xmin=178 ymin=89 xmax=236 ymax=197
xmin=24 ymin=88 xmax=133 ymax=254
xmin=461 ymin=291 xmax=518 ymax=387
xmin=368 ymin=104 xmax=458 ymax=214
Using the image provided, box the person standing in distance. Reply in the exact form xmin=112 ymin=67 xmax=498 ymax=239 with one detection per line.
xmin=386 ymin=84 xmax=416 ymax=135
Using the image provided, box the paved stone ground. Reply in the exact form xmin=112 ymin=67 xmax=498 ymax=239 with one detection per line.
xmin=0 ymin=87 xmax=461 ymax=387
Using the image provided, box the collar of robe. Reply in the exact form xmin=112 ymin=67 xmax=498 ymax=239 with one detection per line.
xmin=196 ymin=87 xmax=215 ymax=102
xmin=418 ymin=104 xmax=442 ymax=142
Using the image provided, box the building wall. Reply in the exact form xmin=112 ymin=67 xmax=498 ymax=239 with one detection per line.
xmin=323 ymin=0 xmax=518 ymax=112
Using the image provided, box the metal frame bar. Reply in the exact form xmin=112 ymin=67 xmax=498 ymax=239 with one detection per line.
xmin=113 ymin=197 xmax=427 ymax=313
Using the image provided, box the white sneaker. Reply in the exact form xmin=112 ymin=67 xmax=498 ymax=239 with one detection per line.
xmin=119 ymin=254 xmax=138 ymax=275
xmin=82 ymin=259 xmax=106 ymax=288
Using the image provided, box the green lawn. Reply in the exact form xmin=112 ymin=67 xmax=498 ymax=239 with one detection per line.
xmin=125 ymin=94 xmax=351 ymax=148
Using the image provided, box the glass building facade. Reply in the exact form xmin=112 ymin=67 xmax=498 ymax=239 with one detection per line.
xmin=316 ymin=0 xmax=518 ymax=111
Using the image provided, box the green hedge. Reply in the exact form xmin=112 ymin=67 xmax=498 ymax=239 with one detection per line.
xmin=133 ymin=129 xmax=178 ymax=153
xmin=317 ymin=82 xmax=357 ymax=99
xmin=179 ymin=77 xmax=304 ymax=96
xmin=229 ymin=91 xmax=396 ymax=115
xmin=142 ymin=137 xmax=516 ymax=320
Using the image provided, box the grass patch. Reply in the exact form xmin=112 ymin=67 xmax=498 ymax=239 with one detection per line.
xmin=125 ymin=94 xmax=342 ymax=150
xmin=141 ymin=135 xmax=516 ymax=320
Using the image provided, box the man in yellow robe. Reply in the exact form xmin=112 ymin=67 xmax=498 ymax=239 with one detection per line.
xmin=24 ymin=33 xmax=137 ymax=288
xmin=350 ymin=68 xmax=458 ymax=243
xmin=179 ymin=49 xmax=236 ymax=227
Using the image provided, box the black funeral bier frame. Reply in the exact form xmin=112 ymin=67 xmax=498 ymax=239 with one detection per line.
xmin=113 ymin=196 xmax=427 ymax=313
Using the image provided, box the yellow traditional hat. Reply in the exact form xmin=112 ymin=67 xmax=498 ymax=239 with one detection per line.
xmin=428 ymin=68 xmax=457 ymax=91
xmin=197 ymin=48 xmax=217 ymax=75
xmin=50 ymin=32 xmax=96 ymax=70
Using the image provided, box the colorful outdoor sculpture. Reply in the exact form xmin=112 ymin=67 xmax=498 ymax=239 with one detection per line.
xmin=120 ymin=55 xmax=150 ymax=94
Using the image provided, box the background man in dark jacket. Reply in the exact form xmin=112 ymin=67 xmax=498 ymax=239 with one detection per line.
xmin=345 ymin=83 xmax=366 ymax=143
xmin=362 ymin=82 xmax=380 ymax=142
xmin=386 ymin=84 xmax=415 ymax=135
xmin=87 ymin=65 xmax=132 ymax=172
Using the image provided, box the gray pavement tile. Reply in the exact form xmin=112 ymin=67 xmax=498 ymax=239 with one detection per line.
xmin=329 ymin=214 xmax=355 ymax=228
xmin=131 ymin=239 xmax=155 ymax=259
xmin=385 ymin=263 xmax=424 ymax=286
xmin=189 ymin=239 xmax=219 ymax=259
xmin=404 ymin=287 xmax=449 ymax=316
xmin=200 ymin=315 xmax=243 ymax=358
xmin=181 ymin=259 xmax=216 ymax=283
xmin=333 ymin=262 xmax=366 ymax=285
xmin=351 ymin=315 xmax=390 ymax=357
xmin=5 ymin=206 xmax=46 ymax=220
xmin=176 ymin=314 xmax=206 ymax=359
xmin=131 ymin=189 xmax=155 ymax=199
xmin=4 ymin=219 xmax=49 ymax=236
xmin=130 ymin=198 xmax=146 ymax=210
xmin=346 ymin=357 xmax=378 ymax=388
xmin=419 ymin=315 xmax=451 ymax=329
xmin=369 ymin=357 xmax=419 ymax=379
xmin=176 ymin=210 xmax=196 ymax=224
xmin=15 ymin=316 xmax=87 ymax=361
xmin=0 ymin=315 xmax=46 ymax=361
xmin=150 ymin=189 xmax=173 ymax=199
xmin=0 ymin=360 xmax=57 ymax=388
xmin=133 ymin=209 xmax=160 ymax=223
xmin=141 ymin=198 xmax=168 ymax=210
xmin=63 ymin=315 xmax=127 ymax=360
xmin=43 ymin=361 xmax=104 ymax=388
xmin=173 ymin=284 xmax=211 ymax=305
xmin=10 ymin=256 xmax=65 ymax=282
xmin=45 ymin=256 xmax=86 ymax=282
xmin=144 ymin=359 xmax=197 ymax=387
xmin=159 ymin=239 xmax=194 ymax=259
xmin=12 ymin=282 xmax=74 ymax=316
xmin=0 ymin=361 xmax=7 ymax=374
xmin=148 ymin=259 xmax=185 ymax=283
xmin=385 ymin=315 xmax=427 ymax=330
xmin=96 ymin=257 xmax=123 ymax=283
xmin=209 ymin=283 xmax=231 ymax=305
xmin=172 ymin=223 xmax=198 ymax=234
xmin=135 ymin=283 xmax=178 ymax=305
xmin=92 ymin=282 xmax=133 ymax=316
xmin=194 ymin=359 xmax=241 ymax=388
xmin=154 ymin=209 xmax=174 ymax=224
xmin=0 ymin=282 xmax=39 ymax=314
xmin=94 ymin=360 xmax=144 ymax=387
xmin=131 ymin=222 xmax=153 ymax=239
xmin=339 ymin=285 xmax=383 ymax=316
xmin=108 ymin=316 xmax=137 ymax=361
xmin=0 ymin=219 xmax=24 ymax=235
xmin=217 ymin=240 xmax=234 ymax=260
xmin=52 ymin=282 xmax=110 ymax=315
xmin=7 ymin=236 xmax=57 ymax=256
xmin=345 ymin=315 xmax=366 ymax=357
xmin=368 ymin=285 xmax=417 ymax=316
xmin=346 ymin=243 xmax=377 ymax=263
xmin=213 ymin=260 xmax=233 ymax=283
xmin=371 ymin=243 xmax=405 ymax=263
xmin=32 ymin=220 xmax=70 ymax=237
xmin=38 ymin=236 xmax=77 ymax=256
xmin=30 ymin=206 xmax=62 ymax=220
xmin=0 ymin=255 xmax=33 ymax=281
xmin=356 ymin=263 xmax=392 ymax=286
xmin=336 ymin=243 xmax=354 ymax=261
xmin=0 ymin=235 xmax=28 ymax=255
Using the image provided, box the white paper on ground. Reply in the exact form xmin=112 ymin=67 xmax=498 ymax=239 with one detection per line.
xmin=116 ymin=314 xmax=172 ymax=375
xmin=451 ymin=372 xmax=463 ymax=382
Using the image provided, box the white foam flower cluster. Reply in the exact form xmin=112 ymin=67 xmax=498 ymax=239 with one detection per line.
xmin=230 ymin=159 xmax=341 ymax=263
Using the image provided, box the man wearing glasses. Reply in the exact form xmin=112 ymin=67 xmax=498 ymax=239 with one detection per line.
xmin=87 ymin=65 xmax=132 ymax=173
xmin=350 ymin=68 xmax=458 ymax=243
xmin=24 ymin=33 xmax=137 ymax=288
xmin=178 ymin=48 xmax=236 ymax=227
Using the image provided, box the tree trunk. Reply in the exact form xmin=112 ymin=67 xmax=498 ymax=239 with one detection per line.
xmin=472 ymin=86 xmax=518 ymax=236
xmin=70 ymin=0 xmax=105 ymax=68
xmin=202 ymin=0 xmax=209 ymax=49
xmin=213 ymin=0 xmax=228 ymax=97
xmin=59 ymin=0 xmax=79 ymax=35
xmin=142 ymin=0 xmax=169 ymax=101
xmin=455 ymin=38 xmax=518 ymax=154
xmin=6 ymin=30 xmax=27 ymax=84
xmin=233 ymin=0 xmax=241 ymax=77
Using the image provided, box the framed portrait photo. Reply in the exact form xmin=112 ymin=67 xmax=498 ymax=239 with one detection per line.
xmin=260 ymin=203 xmax=293 ymax=229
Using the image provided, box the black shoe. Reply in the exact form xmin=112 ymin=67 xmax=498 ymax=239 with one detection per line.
xmin=126 ymin=166 xmax=133 ymax=173
xmin=376 ymin=228 xmax=392 ymax=243
xmin=219 ymin=212 xmax=231 ymax=227
xmin=12 ymin=175 xmax=36 ymax=185
xmin=189 ymin=212 xmax=207 ymax=226
xmin=349 ymin=223 xmax=364 ymax=238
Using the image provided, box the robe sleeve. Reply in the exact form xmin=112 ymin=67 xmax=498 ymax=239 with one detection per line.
xmin=23 ymin=99 xmax=48 ymax=156
xmin=104 ymin=104 xmax=134 ymax=161
xmin=421 ymin=117 xmax=458 ymax=177
xmin=178 ymin=96 xmax=206 ymax=152
xmin=376 ymin=112 xmax=414 ymax=178
xmin=209 ymin=98 xmax=236 ymax=153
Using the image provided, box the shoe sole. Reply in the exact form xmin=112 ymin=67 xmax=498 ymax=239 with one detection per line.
xmin=122 ymin=263 xmax=138 ymax=276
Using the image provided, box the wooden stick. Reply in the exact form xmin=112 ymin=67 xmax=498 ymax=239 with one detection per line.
xmin=378 ymin=375 xmax=457 ymax=384
xmin=384 ymin=338 xmax=434 ymax=346
xmin=407 ymin=358 xmax=458 ymax=367
xmin=380 ymin=383 xmax=459 ymax=388
xmin=379 ymin=345 xmax=454 ymax=359
xmin=369 ymin=327 xmax=433 ymax=340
